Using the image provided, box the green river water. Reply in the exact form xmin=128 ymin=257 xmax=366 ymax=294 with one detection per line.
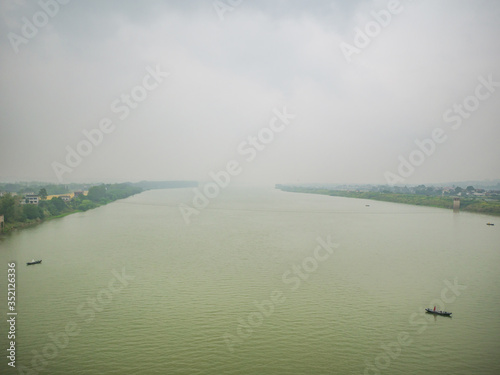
xmin=1 ymin=188 xmax=499 ymax=374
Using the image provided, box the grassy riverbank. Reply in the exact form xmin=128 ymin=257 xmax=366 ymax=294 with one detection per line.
xmin=278 ymin=186 xmax=500 ymax=216
xmin=0 ymin=183 xmax=142 ymax=235
xmin=1 ymin=180 xmax=200 ymax=235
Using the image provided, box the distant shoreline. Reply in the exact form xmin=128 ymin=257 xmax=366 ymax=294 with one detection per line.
xmin=1 ymin=196 xmax=132 ymax=235
xmin=0 ymin=181 xmax=198 ymax=235
xmin=277 ymin=186 xmax=500 ymax=217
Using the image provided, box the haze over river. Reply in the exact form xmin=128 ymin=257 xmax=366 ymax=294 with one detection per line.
xmin=1 ymin=188 xmax=499 ymax=374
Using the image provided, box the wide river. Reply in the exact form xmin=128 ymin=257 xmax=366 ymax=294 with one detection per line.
xmin=1 ymin=188 xmax=499 ymax=374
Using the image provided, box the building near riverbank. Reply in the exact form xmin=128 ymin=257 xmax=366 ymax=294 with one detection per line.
xmin=23 ymin=194 xmax=39 ymax=205
xmin=45 ymin=191 xmax=88 ymax=201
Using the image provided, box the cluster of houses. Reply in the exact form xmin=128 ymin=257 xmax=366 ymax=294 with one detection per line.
xmin=0 ymin=191 xmax=86 ymax=205
xmin=370 ymin=184 xmax=500 ymax=197
xmin=440 ymin=187 xmax=500 ymax=197
xmin=290 ymin=184 xmax=500 ymax=198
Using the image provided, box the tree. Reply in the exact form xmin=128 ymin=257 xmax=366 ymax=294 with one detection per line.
xmin=425 ymin=186 xmax=438 ymax=195
xmin=23 ymin=204 xmax=43 ymax=220
xmin=87 ymin=185 xmax=107 ymax=202
xmin=466 ymin=186 xmax=475 ymax=192
xmin=38 ymin=188 xmax=48 ymax=200
xmin=50 ymin=197 xmax=67 ymax=212
xmin=77 ymin=200 xmax=97 ymax=211
xmin=0 ymin=194 xmax=24 ymax=223
xmin=415 ymin=185 xmax=427 ymax=195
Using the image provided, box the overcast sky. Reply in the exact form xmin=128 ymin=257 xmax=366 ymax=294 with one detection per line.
xmin=1 ymin=0 xmax=499 ymax=186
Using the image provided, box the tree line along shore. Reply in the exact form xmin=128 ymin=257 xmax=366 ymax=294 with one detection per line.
xmin=0 ymin=181 xmax=197 ymax=234
xmin=0 ymin=183 xmax=142 ymax=233
xmin=276 ymin=186 xmax=500 ymax=217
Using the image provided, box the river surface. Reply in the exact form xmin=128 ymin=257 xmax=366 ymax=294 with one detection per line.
xmin=1 ymin=188 xmax=499 ymax=374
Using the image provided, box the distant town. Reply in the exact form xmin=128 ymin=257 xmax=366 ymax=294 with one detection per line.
xmin=276 ymin=182 xmax=500 ymax=216
xmin=277 ymin=183 xmax=500 ymax=198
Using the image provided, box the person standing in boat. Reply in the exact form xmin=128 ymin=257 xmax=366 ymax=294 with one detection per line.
xmin=434 ymin=306 xmax=436 ymax=311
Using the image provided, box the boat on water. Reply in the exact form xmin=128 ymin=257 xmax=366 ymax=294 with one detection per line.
xmin=425 ymin=308 xmax=452 ymax=316
xmin=486 ymin=223 xmax=494 ymax=226
xmin=27 ymin=259 xmax=42 ymax=265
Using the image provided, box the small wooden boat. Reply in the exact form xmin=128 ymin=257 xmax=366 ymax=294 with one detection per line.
xmin=486 ymin=223 xmax=494 ymax=226
xmin=27 ymin=259 xmax=42 ymax=265
xmin=425 ymin=308 xmax=451 ymax=316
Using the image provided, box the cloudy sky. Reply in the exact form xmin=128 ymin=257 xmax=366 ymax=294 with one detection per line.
xmin=1 ymin=0 xmax=499 ymax=186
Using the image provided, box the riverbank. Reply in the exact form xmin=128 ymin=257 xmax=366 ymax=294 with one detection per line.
xmin=2 ymin=204 xmax=105 ymax=235
xmin=1 ymin=181 xmax=200 ymax=235
xmin=0 ymin=183 xmax=142 ymax=235
xmin=2 ymin=211 xmax=79 ymax=233
xmin=277 ymin=186 xmax=500 ymax=216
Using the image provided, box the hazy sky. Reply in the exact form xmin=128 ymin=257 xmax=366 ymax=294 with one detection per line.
xmin=1 ymin=0 xmax=499 ymax=186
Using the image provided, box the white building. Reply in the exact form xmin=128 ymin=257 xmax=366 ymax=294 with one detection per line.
xmin=24 ymin=194 xmax=39 ymax=205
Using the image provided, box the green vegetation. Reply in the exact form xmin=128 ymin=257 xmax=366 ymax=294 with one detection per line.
xmin=0 ymin=180 xmax=198 ymax=234
xmin=86 ymin=183 xmax=142 ymax=205
xmin=0 ymin=182 xmax=89 ymax=195
xmin=38 ymin=188 xmax=48 ymax=199
xmin=278 ymin=186 xmax=500 ymax=216
xmin=0 ymin=183 xmax=142 ymax=234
